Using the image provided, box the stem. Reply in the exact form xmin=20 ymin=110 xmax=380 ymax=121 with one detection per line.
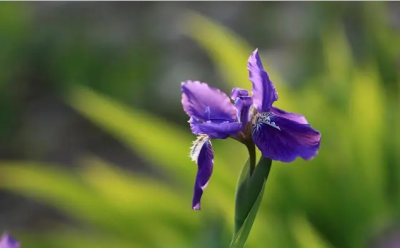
xmin=246 ymin=143 xmax=256 ymax=175
xmin=229 ymin=136 xmax=256 ymax=175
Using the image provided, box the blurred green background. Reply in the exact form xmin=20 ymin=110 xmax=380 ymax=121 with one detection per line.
xmin=1 ymin=2 xmax=400 ymax=248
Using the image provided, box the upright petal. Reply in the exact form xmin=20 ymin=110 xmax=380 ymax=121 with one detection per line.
xmin=234 ymin=96 xmax=253 ymax=124
xmin=189 ymin=117 xmax=241 ymax=139
xmin=252 ymin=113 xmax=321 ymax=162
xmin=181 ymin=81 xmax=237 ymax=122
xmin=271 ymin=107 xmax=308 ymax=124
xmin=231 ymin=88 xmax=249 ymax=100
xmin=0 ymin=233 xmax=20 ymax=248
xmin=248 ymin=49 xmax=278 ymax=112
xmin=190 ymin=136 xmax=214 ymax=210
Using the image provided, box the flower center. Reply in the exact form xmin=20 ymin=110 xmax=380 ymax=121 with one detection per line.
xmin=252 ymin=112 xmax=281 ymax=132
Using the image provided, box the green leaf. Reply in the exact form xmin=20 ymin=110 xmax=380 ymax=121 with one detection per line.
xmin=182 ymin=11 xmax=285 ymax=92
xmin=234 ymin=158 xmax=251 ymax=233
xmin=230 ymin=157 xmax=272 ymax=248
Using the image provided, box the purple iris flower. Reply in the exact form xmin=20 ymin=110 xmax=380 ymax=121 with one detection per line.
xmin=0 ymin=233 xmax=20 ymax=248
xmin=181 ymin=48 xmax=321 ymax=210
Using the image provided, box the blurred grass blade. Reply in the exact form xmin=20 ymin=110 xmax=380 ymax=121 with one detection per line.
xmin=230 ymin=157 xmax=272 ymax=248
xmin=182 ymin=11 xmax=294 ymax=120
xmin=290 ymin=214 xmax=333 ymax=248
xmin=0 ymin=161 xmax=196 ymax=248
xmin=65 ymin=85 xmax=238 ymax=219
xmin=0 ymin=162 xmax=136 ymax=238
xmin=21 ymin=230 xmax=145 ymax=248
xmin=181 ymin=11 xmax=251 ymax=89
xmin=65 ymin=85 xmax=236 ymax=188
xmin=66 ymin=85 xmax=193 ymax=182
xmin=196 ymin=212 xmax=230 ymax=248
xmin=321 ymin=22 xmax=353 ymax=86
xmin=182 ymin=11 xmax=285 ymax=91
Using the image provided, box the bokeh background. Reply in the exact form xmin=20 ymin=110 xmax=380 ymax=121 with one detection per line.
xmin=1 ymin=2 xmax=400 ymax=248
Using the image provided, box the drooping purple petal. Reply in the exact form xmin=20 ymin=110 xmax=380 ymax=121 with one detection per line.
xmin=0 ymin=233 xmax=20 ymax=248
xmin=252 ymin=113 xmax=321 ymax=162
xmin=248 ymin=49 xmax=278 ymax=112
xmin=190 ymin=136 xmax=214 ymax=210
xmin=181 ymin=81 xmax=237 ymax=122
xmin=271 ymin=107 xmax=308 ymax=124
xmin=189 ymin=117 xmax=242 ymax=139
xmin=234 ymin=96 xmax=253 ymax=124
xmin=231 ymin=88 xmax=249 ymax=100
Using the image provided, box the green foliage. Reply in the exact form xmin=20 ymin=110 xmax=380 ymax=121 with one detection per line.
xmin=0 ymin=3 xmax=29 ymax=141
xmin=0 ymin=3 xmax=399 ymax=248
xmin=231 ymin=157 xmax=272 ymax=248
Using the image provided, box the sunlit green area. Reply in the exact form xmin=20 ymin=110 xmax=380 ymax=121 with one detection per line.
xmin=1 ymin=2 xmax=400 ymax=248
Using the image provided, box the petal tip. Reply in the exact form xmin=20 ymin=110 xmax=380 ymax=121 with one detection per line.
xmin=192 ymin=203 xmax=201 ymax=210
xmin=0 ymin=233 xmax=19 ymax=248
xmin=247 ymin=48 xmax=278 ymax=111
xmin=181 ymin=80 xmax=205 ymax=86
xmin=249 ymin=48 xmax=261 ymax=63
xmin=231 ymin=88 xmax=250 ymax=100
xmin=180 ymin=80 xmax=194 ymax=90
xmin=188 ymin=116 xmax=196 ymax=124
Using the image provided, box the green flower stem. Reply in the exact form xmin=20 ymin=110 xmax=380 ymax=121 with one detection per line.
xmin=245 ymin=143 xmax=256 ymax=175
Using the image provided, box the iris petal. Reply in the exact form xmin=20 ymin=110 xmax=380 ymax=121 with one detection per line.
xmin=248 ymin=49 xmax=278 ymax=112
xmin=252 ymin=113 xmax=321 ymax=162
xmin=0 ymin=233 xmax=20 ymax=248
xmin=231 ymin=87 xmax=249 ymax=100
xmin=271 ymin=107 xmax=308 ymax=124
xmin=234 ymin=96 xmax=253 ymax=124
xmin=181 ymin=81 xmax=237 ymax=122
xmin=189 ymin=117 xmax=242 ymax=139
xmin=190 ymin=136 xmax=214 ymax=210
